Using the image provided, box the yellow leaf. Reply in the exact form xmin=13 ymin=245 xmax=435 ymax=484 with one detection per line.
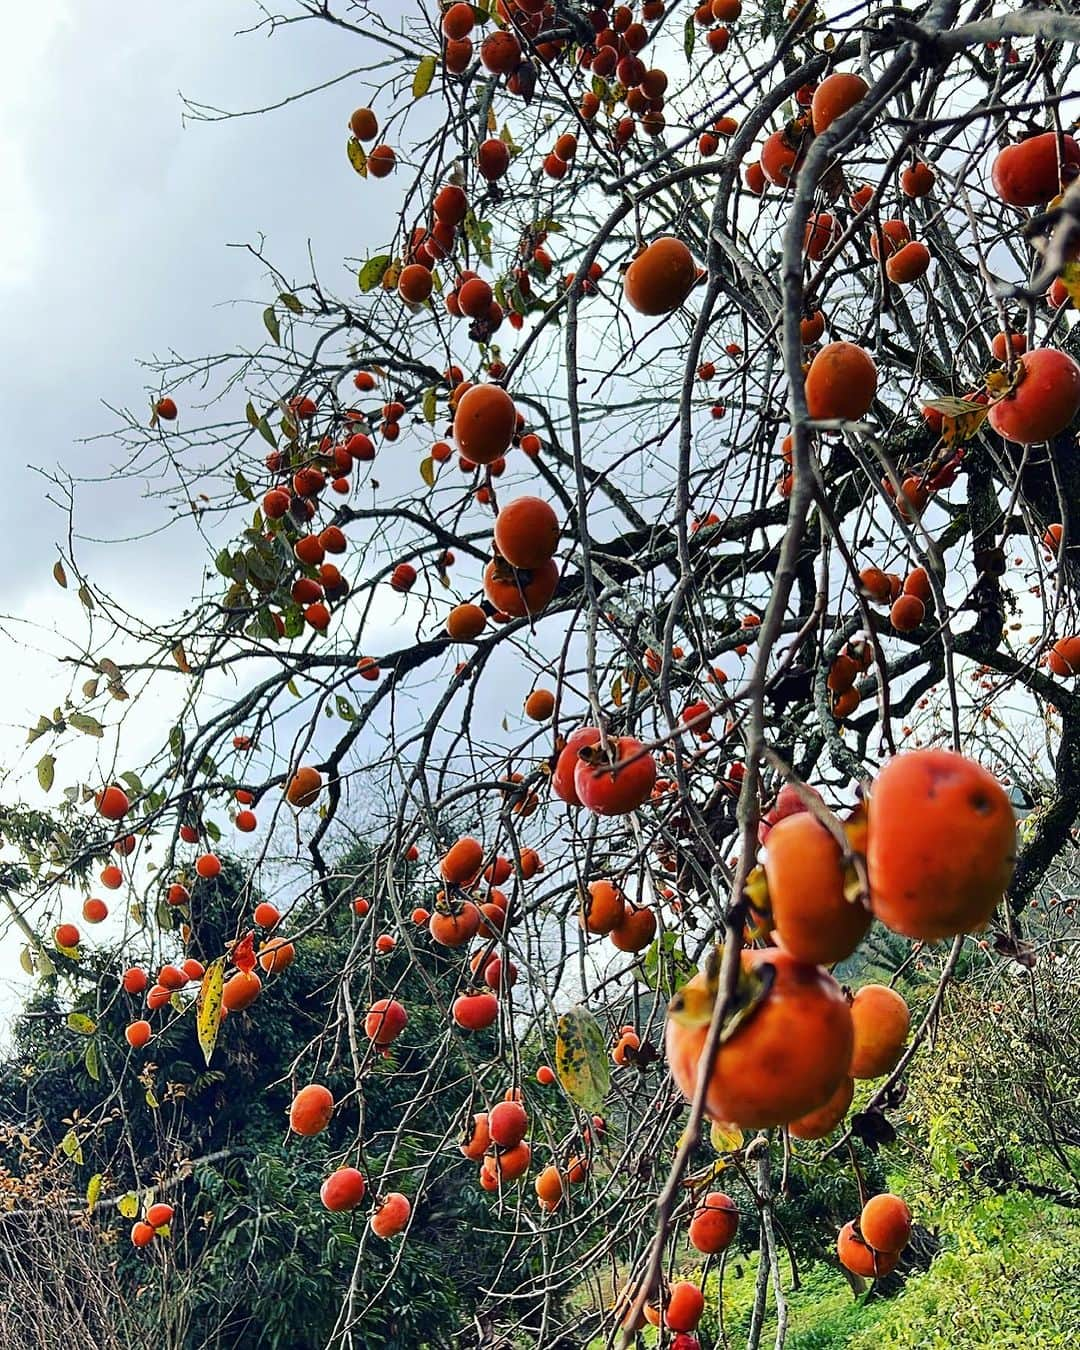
xmin=555 ymin=1005 xmax=610 ymax=1113
xmin=1059 ymin=259 xmax=1080 ymax=308
xmin=346 ymin=137 xmax=367 ymax=177
xmin=86 ymin=1173 xmax=103 ymax=1212
xmin=710 ymin=1120 xmax=744 ymax=1153
xmin=419 ymin=457 xmax=435 ymax=488
xmin=923 ymin=397 xmax=991 ymax=448
xmin=412 ymin=54 xmax=437 ymax=99
xmin=197 ymin=957 xmax=225 ymax=1067
xmin=118 ymin=1191 xmax=139 ymax=1219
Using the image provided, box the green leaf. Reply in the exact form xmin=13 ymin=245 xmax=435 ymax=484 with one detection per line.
xmin=60 ymin=1130 xmax=84 ymax=1165
xmin=412 ymin=53 xmax=437 ymax=98
xmin=422 ymin=386 xmax=437 ymax=425
xmin=263 ymin=306 xmax=280 ymax=345
xmin=169 ymin=725 xmax=184 ymax=759
xmin=37 ymin=949 xmax=54 ymax=980
xmin=638 ymin=931 xmax=697 ymax=993
xmin=145 ymin=1088 xmax=160 ymax=1110
xmin=197 ymin=958 xmax=226 ymax=1067
xmin=279 ymin=292 xmax=303 ymax=315
xmin=84 ymin=1041 xmax=100 ymax=1083
xmin=19 ymin=946 xmax=33 ymax=975
xmin=120 ymin=770 xmax=144 ymax=795
xmin=86 ymin=1173 xmax=103 ymax=1211
xmin=37 ymin=755 xmax=55 ymax=793
xmin=117 ymin=1191 xmax=139 ymax=1219
xmin=245 ymin=400 xmax=259 ymax=427
xmin=68 ymin=713 xmax=104 ymax=738
xmin=287 ymin=678 xmax=301 ymax=697
xmin=419 ymin=456 xmax=435 ymax=488
xmin=66 ymin=1012 xmax=96 ymax=1035
xmin=335 ymin=695 xmax=356 ymax=722
xmin=235 ymin=470 xmax=255 ymax=502
xmin=684 ymin=13 xmax=696 ymax=60
xmin=347 ymin=137 xmax=367 ymax=176
xmin=53 ymin=560 xmax=68 ymax=588
xmin=204 ymin=818 xmax=221 ymax=843
xmin=77 ymin=584 xmax=94 ymax=611
xmin=257 ymin=416 xmax=277 ymax=448
xmin=555 ymin=1005 xmax=610 ymax=1113
xmin=27 ymin=714 xmax=53 ymax=745
xmin=358 ymin=254 xmax=391 ymax=292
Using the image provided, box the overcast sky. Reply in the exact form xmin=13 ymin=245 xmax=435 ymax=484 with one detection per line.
xmin=0 ymin=1 xmax=397 ymax=1015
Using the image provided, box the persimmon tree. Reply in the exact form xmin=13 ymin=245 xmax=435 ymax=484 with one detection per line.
xmin=14 ymin=0 xmax=1080 ymax=1346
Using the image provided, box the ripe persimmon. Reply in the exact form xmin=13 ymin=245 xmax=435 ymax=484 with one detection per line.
xmin=987 ymin=348 xmax=1080 ymax=444
xmin=610 ymin=904 xmax=657 ymax=952
xmin=453 ymin=992 xmax=499 ymax=1030
xmin=665 ymin=947 xmax=853 ymax=1128
xmin=623 ymin=237 xmax=696 ymax=316
xmin=860 ymin=1192 xmax=912 ymax=1253
xmin=82 ymin=898 xmax=108 ymax=923
xmin=371 ymin=1191 xmax=411 ymax=1236
xmin=482 ymin=557 xmax=559 ymax=618
xmin=665 ymin=1283 xmax=705 ymax=1333
xmin=1048 ymin=636 xmax=1080 ymax=675
xmin=286 ymin=766 xmax=322 ymax=808
xmin=900 ymin=160 xmax=934 ymax=196
xmin=580 ymin=879 xmax=625 ymax=935
xmin=763 ymin=812 xmax=872 ymax=965
xmin=788 ymin=1074 xmax=854 ymax=1139
xmin=365 ymin=998 xmax=407 ymax=1045
xmin=534 ymin=1165 xmax=564 ymax=1210
xmin=688 ymin=1192 xmax=739 ymax=1253
xmin=321 ymin=1167 xmax=366 ymax=1211
xmin=494 ymin=496 xmax=560 ymax=569
xmin=349 ymin=107 xmax=377 ymax=141
xmin=223 ymin=970 xmax=262 ymax=1011
xmin=125 ymin=1020 xmax=152 ymax=1049
xmin=551 ymin=726 xmax=602 ymax=804
xmin=453 ymin=384 xmax=517 ymax=465
xmin=447 ymin=603 xmax=487 ymax=641
xmin=524 ymin=688 xmax=555 ymax=721
xmin=122 ymin=967 xmax=148 ymax=995
xmin=991 ymin=131 xmax=1080 ymax=207
xmin=290 ymin=1084 xmax=334 ymax=1135
xmin=258 ymin=939 xmax=295 ymax=975
xmin=429 ymin=900 xmax=481 ymax=946
xmin=574 ymin=737 xmax=656 ymax=815
xmin=55 ymin=923 xmax=80 ymax=950
xmin=890 ymin=594 xmax=925 ymax=632
xmin=811 ymin=71 xmax=868 ymax=134
xmin=805 ymin=342 xmax=877 ymax=421
xmin=96 ymin=785 xmax=130 ymax=821
xmin=131 ymin=1221 xmax=155 ymax=1248
xmin=886 ymin=241 xmax=931 ymax=284
xmin=367 ymin=144 xmax=396 ymax=178
xmin=837 ymin=1221 xmax=899 ymax=1278
xmin=867 ymin=749 xmax=1015 ymax=940
xmin=849 ymin=984 xmax=909 ymax=1078
xmin=440 ymin=836 xmax=484 ymax=885
xmin=488 ymin=1099 xmax=528 ymax=1147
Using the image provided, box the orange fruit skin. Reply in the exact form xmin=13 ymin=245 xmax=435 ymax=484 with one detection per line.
xmin=1048 ymin=635 xmax=1080 ymax=675
xmin=609 ymin=904 xmax=657 ymax=952
xmin=810 ymin=71 xmax=869 ymax=134
xmin=624 ymin=237 xmax=696 ymax=316
xmin=787 ymin=1074 xmax=853 ymax=1139
xmin=482 ymin=557 xmax=559 ymax=618
xmin=551 ymin=726 xmax=601 ymax=804
xmin=763 ymin=812 xmax=872 ymax=965
xmin=524 ymin=688 xmax=555 ymax=721
xmin=440 ymin=837 xmax=484 ymax=885
xmin=837 ymin=1221 xmax=899 ymax=1278
xmin=125 ymin=1020 xmax=152 ymax=1049
xmin=447 ymin=603 xmax=487 ymax=641
xmin=849 ymin=984 xmax=909 ymax=1079
xmin=258 ymin=939 xmax=295 ymax=975
xmin=665 ymin=948 xmax=854 ymax=1129
xmin=365 ymin=998 xmax=407 ymax=1045
xmin=867 ymin=749 xmax=1016 ymax=941
xmin=987 ymin=349 xmax=1080 ymax=444
xmin=321 ymin=1167 xmax=365 ymax=1211
xmin=371 ymin=1192 xmax=411 ymax=1236
xmin=131 ymin=1221 xmax=155 ymax=1248
xmin=289 ymin=1084 xmax=334 ymax=1135
xmin=688 ymin=1192 xmax=739 ymax=1253
xmin=886 ymin=241 xmax=931 ymax=284
xmin=804 ymin=342 xmax=877 ymax=421
xmin=991 ymin=131 xmax=1080 ymax=207
xmin=665 ymin=1282 xmax=705 ymax=1332
xmin=580 ymin=879 xmax=626 ymax=935
xmin=493 ymin=496 xmax=560 ymax=570
xmin=223 ymin=970 xmax=262 ymax=1011
xmin=574 ymin=737 xmax=656 ymax=815
xmin=349 ymin=107 xmax=377 ymax=141
xmin=860 ymin=1193 xmax=912 ymax=1253
xmin=286 ymin=766 xmax=322 ymax=808
xmin=453 ymin=384 xmax=517 ymax=465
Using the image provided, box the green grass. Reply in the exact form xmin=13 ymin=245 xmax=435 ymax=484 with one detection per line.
xmin=581 ymin=1189 xmax=1080 ymax=1348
